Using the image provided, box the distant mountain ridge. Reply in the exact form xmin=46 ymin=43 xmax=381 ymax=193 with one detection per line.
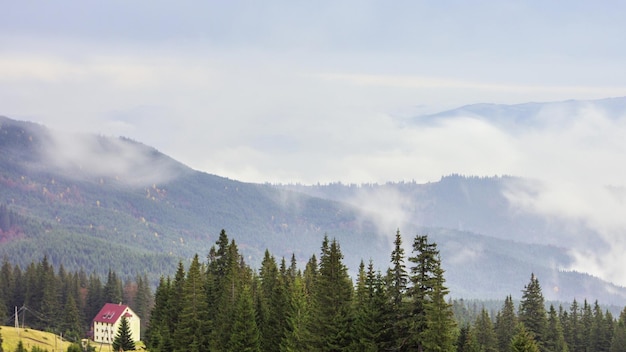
xmin=1 ymin=110 xmax=625 ymax=304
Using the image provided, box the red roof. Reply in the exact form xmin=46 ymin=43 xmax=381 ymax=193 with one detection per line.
xmin=93 ymin=303 xmax=130 ymax=324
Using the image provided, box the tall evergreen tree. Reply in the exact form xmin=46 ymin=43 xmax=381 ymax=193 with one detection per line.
xmin=348 ymin=260 xmax=379 ymax=352
xmin=112 ymin=316 xmax=136 ymax=351
xmin=258 ymin=250 xmax=288 ymax=352
xmin=511 ymin=324 xmax=540 ymax=352
xmin=228 ymin=284 xmax=261 ymax=352
xmin=174 ymin=254 xmax=211 ymax=352
xmin=589 ymin=301 xmax=609 ymax=352
xmin=565 ymin=299 xmax=582 ymax=352
xmin=496 ymin=295 xmax=518 ymax=352
xmin=280 ymin=274 xmax=314 ymax=352
xmin=518 ymin=273 xmax=548 ymax=348
xmin=610 ymin=307 xmax=626 ymax=352
xmin=545 ymin=304 xmax=567 ymax=352
xmin=473 ymin=308 xmax=498 ymax=352
xmin=580 ymin=300 xmax=593 ymax=352
xmin=419 ymin=256 xmax=457 ymax=352
xmin=103 ymin=269 xmax=123 ymax=304
xmin=407 ymin=234 xmax=445 ymax=351
xmin=145 ymin=276 xmax=173 ymax=352
xmin=62 ymin=293 xmax=83 ymax=341
xmin=211 ymin=239 xmax=249 ymax=350
xmin=383 ymin=229 xmax=409 ymax=350
xmin=311 ymin=236 xmax=353 ymax=351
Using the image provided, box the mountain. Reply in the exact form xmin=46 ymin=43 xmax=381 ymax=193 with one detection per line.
xmin=1 ymin=113 xmax=625 ymax=305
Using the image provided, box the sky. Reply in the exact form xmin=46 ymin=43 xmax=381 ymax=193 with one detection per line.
xmin=3 ymin=1 xmax=626 ymax=285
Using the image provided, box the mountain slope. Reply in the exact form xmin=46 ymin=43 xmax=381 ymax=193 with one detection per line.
xmin=1 ymin=115 xmax=625 ymax=304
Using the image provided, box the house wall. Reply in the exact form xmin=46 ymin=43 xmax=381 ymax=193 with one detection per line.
xmin=93 ymin=306 xmax=141 ymax=343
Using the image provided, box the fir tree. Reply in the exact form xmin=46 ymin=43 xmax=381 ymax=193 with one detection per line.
xmin=311 ymin=236 xmax=353 ymax=351
xmin=174 ymin=254 xmax=211 ymax=352
xmin=419 ymin=256 xmax=457 ymax=352
xmin=383 ymin=229 xmax=409 ymax=350
xmin=610 ymin=307 xmax=626 ymax=352
xmin=228 ymin=284 xmax=261 ymax=352
xmin=258 ymin=250 xmax=288 ymax=352
xmin=545 ymin=304 xmax=567 ymax=352
xmin=511 ymin=324 xmax=540 ymax=352
xmin=280 ymin=275 xmax=314 ymax=352
xmin=112 ymin=316 xmax=136 ymax=352
xmin=407 ymin=234 xmax=444 ymax=351
xmin=496 ymin=295 xmax=518 ymax=352
xmin=580 ymin=300 xmax=593 ymax=352
xmin=565 ymin=299 xmax=582 ymax=352
xmin=518 ymin=273 xmax=547 ymax=348
xmin=473 ymin=308 xmax=498 ymax=352
xmin=348 ymin=260 xmax=379 ymax=352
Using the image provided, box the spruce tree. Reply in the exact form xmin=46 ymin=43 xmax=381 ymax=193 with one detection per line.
xmin=581 ymin=300 xmax=593 ymax=352
xmin=311 ymin=236 xmax=353 ymax=351
xmin=473 ymin=308 xmax=498 ymax=352
xmin=518 ymin=273 xmax=547 ymax=348
xmin=112 ymin=316 xmax=136 ymax=351
xmin=348 ymin=260 xmax=379 ymax=352
xmin=419 ymin=256 xmax=457 ymax=352
xmin=103 ymin=269 xmax=123 ymax=304
xmin=545 ymin=304 xmax=567 ymax=352
xmin=174 ymin=254 xmax=211 ymax=352
xmin=258 ymin=250 xmax=288 ymax=352
xmin=511 ymin=324 xmax=540 ymax=352
xmin=496 ymin=295 xmax=518 ymax=352
xmin=566 ymin=299 xmax=582 ymax=352
xmin=211 ymin=239 xmax=249 ymax=350
xmin=280 ymin=274 xmax=314 ymax=352
xmin=383 ymin=229 xmax=409 ymax=350
xmin=610 ymin=307 xmax=626 ymax=352
xmin=407 ymin=234 xmax=445 ymax=351
xmin=228 ymin=284 xmax=261 ymax=352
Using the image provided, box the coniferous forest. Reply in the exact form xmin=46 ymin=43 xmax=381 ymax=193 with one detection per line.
xmin=2 ymin=229 xmax=626 ymax=352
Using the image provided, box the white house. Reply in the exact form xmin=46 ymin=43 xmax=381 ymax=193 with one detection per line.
xmin=92 ymin=303 xmax=141 ymax=344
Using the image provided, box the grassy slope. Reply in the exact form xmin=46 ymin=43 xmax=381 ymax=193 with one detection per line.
xmin=0 ymin=326 xmax=145 ymax=352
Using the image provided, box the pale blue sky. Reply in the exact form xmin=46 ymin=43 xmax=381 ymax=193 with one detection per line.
xmin=2 ymin=1 xmax=626 ymax=183
xmin=4 ymin=1 xmax=626 ymax=285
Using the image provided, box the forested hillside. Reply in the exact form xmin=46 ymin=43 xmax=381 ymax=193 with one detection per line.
xmin=1 ymin=116 xmax=625 ymax=304
xmin=1 ymin=231 xmax=626 ymax=352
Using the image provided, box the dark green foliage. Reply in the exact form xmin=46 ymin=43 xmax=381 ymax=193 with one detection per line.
xmin=407 ymin=234 xmax=457 ymax=351
xmin=13 ymin=340 xmax=26 ymax=352
xmin=310 ymin=236 xmax=353 ymax=351
xmin=496 ymin=295 xmax=518 ymax=352
xmin=511 ymin=324 xmax=541 ymax=352
xmin=66 ymin=343 xmax=82 ymax=352
xmin=258 ymin=250 xmax=288 ymax=352
xmin=0 ymin=327 xmax=3 ymax=352
xmin=280 ymin=274 xmax=313 ymax=352
xmin=473 ymin=308 xmax=498 ymax=352
xmin=112 ymin=316 xmax=136 ymax=351
xmin=228 ymin=284 xmax=261 ymax=352
xmin=173 ymin=254 xmax=210 ymax=352
xmin=610 ymin=307 xmax=626 ymax=352
xmin=518 ymin=273 xmax=548 ymax=347
xmin=545 ymin=305 xmax=567 ymax=352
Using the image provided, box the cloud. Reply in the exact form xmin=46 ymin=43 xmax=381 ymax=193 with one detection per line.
xmin=37 ymin=129 xmax=185 ymax=187
xmin=497 ymin=103 xmax=626 ymax=286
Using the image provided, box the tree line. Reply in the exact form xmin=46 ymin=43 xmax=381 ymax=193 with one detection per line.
xmin=3 ymin=228 xmax=626 ymax=352
xmin=0 ymin=257 xmax=153 ymax=343
xmin=145 ymin=229 xmax=456 ymax=351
